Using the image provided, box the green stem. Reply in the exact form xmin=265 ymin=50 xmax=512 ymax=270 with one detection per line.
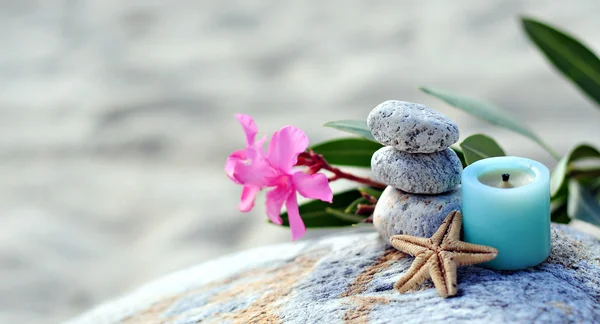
xmin=325 ymin=208 xmax=367 ymax=223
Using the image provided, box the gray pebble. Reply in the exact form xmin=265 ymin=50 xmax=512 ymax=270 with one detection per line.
xmin=373 ymin=186 xmax=462 ymax=242
xmin=371 ymin=146 xmax=462 ymax=194
xmin=367 ymin=100 xmax=459 ymax=153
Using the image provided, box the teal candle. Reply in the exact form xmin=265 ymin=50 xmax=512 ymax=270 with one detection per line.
xmin=461 ymin=156 xmax=551 ymax=270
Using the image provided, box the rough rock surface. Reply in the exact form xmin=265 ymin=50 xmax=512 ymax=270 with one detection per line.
xmin=371 ymin=146 xmax=462 ymax=194
xmin=69 ymin=225 xmax=600 ymax=324
xmin=373 ymin=186 xmax=462 ymax=242
xmin=367 ymin=100 xmax=459 ymax=153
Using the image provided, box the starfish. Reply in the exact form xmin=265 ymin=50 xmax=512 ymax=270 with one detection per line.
xmin=389 ymin=210 xmax=498 ymax=298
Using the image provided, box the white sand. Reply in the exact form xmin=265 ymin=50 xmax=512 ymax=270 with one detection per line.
xmin=1 ymin=1 xmax=600 ymax=323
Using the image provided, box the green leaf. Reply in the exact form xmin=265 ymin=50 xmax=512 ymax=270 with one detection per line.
xmin=550 ymin=144 xmax=600 ymax=197
xmin=344 ymin=197 xmax=368 ymax=213
xmin=591 ymin=178 xmax=600 ymax=192
xmin=323 ymin=120 xmax=377 ymax=142
xmin=550 ymin=196 xmax=570 ymax=224
xmin=420 ymin=87 xmax=560 ymax=159
xmin=310 ymin=138 xmax=382 ymax=167
xmin=567 ymin=180 xmax=600 ymax=226
xmin=522 ymin=17 xmax=600 ymax=108
xmin=325 ymin=208 xmax=367 ymax=223
xmin=568 ymin=164 xmax=600 ymax=191
xmin=278 ymin=189 xmax=364 ymax=227
xmin=357 ymin=187 xmax=383 ymax=199
xmin=450 ymin=145 xmax=467 ymax=168
xmin=459 ymin=134 xmax=506 ymax=165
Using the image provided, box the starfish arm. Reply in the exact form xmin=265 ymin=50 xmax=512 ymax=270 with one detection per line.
xmin=449 ymin=240 xmax=498 ymax=253
xmin=439 ymin=251 xmax=458 ymax=298
xmin=394 ymin=251 xmax=434 ymax=293
xmin=446 ymin=240 xmax=498 ymax=254
xmin=443 ymin=210 xmax=463 ymax=244
xmin=390 ymin=235 xmax=432 ymax=257
xmin=430 ymin=210 xmax=460 ymax=245
xmin=448 ymin=249 xmax=498 ymax=266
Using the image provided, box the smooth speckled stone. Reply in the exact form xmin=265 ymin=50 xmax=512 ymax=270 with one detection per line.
xmin=68 ymin=226 xmax=600 ymax=323
xmin=371 ymin=146 xmax=462 ymax=194
xmin=367 ymin=100 xmax=459 ymax=153
xmin=373 ymin=186 xmax=462 ymax=242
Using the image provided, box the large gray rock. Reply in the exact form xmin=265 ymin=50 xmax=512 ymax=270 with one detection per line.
xmin=69 ymin=225 xmax=600 ymax=323
xmin=371 ymin=146 xmax=462 ymax=194
xmin=373 ymin=186 xmax=462 ymax=242
xmin=367 ymin=100 xmax=459 ymax=153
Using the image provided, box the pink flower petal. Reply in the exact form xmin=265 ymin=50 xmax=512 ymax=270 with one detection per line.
xmin=265 ymin=183 xmax=291 ymax=225
xmin=239 ymin=186 xmax=260 ymax=212
xmin=292 ymin=172 xmax=333 ymax=203
xmin=225 ymin=149 xmax=246 ymax=183
xmin=235 ymin=114 xmax=258 ymax=146
xmin=254 ymin=135 xmax=268 ymax=154
xmin=267 ymin=126 xmax=309 ymax=174
xmin=286 ymin=194 xmax=306 ymax=241
xmin=232 ymin=147 xmax=278 ymax=187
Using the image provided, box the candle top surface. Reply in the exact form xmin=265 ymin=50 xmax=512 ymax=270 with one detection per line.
xmin=477 ymin=168 xmax=535 ymax=189
xmin=462 ymin=156 xmax=549 ymax=194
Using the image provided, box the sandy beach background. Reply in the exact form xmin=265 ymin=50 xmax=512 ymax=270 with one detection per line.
xmin=1 ymin=1 xmax=600 ymax=323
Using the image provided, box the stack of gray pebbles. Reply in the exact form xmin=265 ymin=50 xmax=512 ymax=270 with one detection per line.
xmin=367 ymin=100 xmax=464 ymax=242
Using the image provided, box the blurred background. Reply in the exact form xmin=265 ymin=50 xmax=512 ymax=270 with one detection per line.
xmin=1 ymin=0 xmax=600 ymax=323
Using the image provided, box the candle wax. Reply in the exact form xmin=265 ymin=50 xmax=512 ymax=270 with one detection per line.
xmin=461 ymin=156 xmax=551 ymax=270
xmin=478 ymin=168 xmax=535 ymax=188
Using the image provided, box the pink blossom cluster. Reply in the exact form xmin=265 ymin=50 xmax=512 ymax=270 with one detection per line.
xmin=225 ymin=114 xmax=333 ymax=241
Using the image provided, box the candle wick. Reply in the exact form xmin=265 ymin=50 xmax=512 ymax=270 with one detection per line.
xmin=502 ymin=173 xmax=510 ymax=182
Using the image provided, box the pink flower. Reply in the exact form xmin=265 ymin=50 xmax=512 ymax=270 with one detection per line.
xmin=225 ymin=115 xmax=333 ymax=241
xmin=263 ymin=126 xmax=333 ymax=240
xmin=225 ymin=114 xmax=274 ymax=212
